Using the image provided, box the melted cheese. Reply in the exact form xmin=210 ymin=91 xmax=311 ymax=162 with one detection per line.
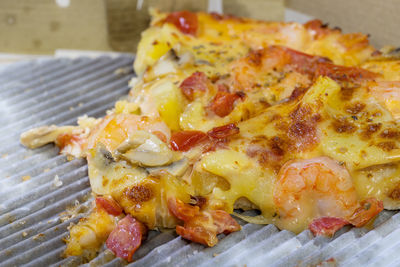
xmin=134 ymin=11 xmax=374 ymax=78
xmin=80 ymin=11 xmax=400 ymax=232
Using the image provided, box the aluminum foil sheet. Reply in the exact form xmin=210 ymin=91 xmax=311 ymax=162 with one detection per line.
xmin=1 ymin=57 xmax=400 ymax=267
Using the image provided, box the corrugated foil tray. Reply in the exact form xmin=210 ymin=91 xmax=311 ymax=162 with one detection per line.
xmin=1 ymin=57 xmax=400 ymax=267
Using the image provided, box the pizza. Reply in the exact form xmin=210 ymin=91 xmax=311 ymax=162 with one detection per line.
xmin=20 ymin=9 xmax=400 ymax=262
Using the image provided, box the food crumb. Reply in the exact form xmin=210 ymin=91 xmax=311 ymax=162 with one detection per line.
xmin=1 ymin=154 xmax=8 ymax=158
xmin=316 ymin=257 xmax=337 ymax=267
xmin=114 ymin=67 xmax=130 ymax=75
xmin=32 ymin=233 xmax=45 ymax=241
xmin=69 ymin=106 xmax=75 ymax=111
xmin=22 ymin=231 xmax=28 ymax=237
xmin=22 ymin=175 xmax=31 ymax=182
xmin=43 ymin=168 xmax=51 ymax=172
xmin=213 ymin=253 xmax=219 ymax=257
xmin=53 ymin=175 xmax=63 ymax=187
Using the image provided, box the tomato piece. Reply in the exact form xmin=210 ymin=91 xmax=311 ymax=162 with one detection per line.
xmin=309 ymin=217 xmax=349 ymax=237
xmin=164 ymin=11 xmax=198 ymax=36
xmin=55 ymin=133 xmax=82 ymax=150
xmin=167 ymin=198 xmax=240 ymax=247
xmin=106 ymin=215 xmax=147 ymax=262
xmin=179 ymin=72 xmax=208 ymax=101
xmin=170 ymin=130 xmax=208 ymax=151
xmin=304 ymin=19 xmax=338 ymax=38
xmin=217 ymin=83 xmax=230 ymax=92
xmin=207 ymin=123 xmax=240 ymax=140
xmin=210 ymin=210 xmax=241 ymax=234
xmin=176 ymin=223 xmax=218 ymax=247
xmin=95 ymin=196 xmax=123 ymax=216
xmin=167 ymin=198 xmax=200 ymax=221
xmin=209 ymin=92 xmax=242 ymax=117
xmin=348 ymin=198 xmax=383 ymax=227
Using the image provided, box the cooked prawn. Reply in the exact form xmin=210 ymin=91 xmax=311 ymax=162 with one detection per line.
xmin=369 ymin=81 xmax=400 ymax=120
xmin=87 ymin=113 xmax=171 ymax=153
xmin=273 ymin=156 xmax=382 ymax=234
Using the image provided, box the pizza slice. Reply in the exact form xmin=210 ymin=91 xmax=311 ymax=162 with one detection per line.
xmin=20 ymin=10 xmax=400 ymax=263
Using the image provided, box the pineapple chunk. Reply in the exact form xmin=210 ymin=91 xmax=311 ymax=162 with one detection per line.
xmin=150 ymin=80 xmax=184 ymax=131
xmin=134 ymin=26 xmax=179 ymax=76
xmin=64 ymin=208 xmax=117 ymax=258
xmin=115 ymin=100 xmax=140 ymax=115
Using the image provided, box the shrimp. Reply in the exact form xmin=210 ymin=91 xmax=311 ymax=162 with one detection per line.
xmin=369 ymin=81 xmax=400 ymax=120
xmin=273 ymin=156 xmax=382 ymax=234
xmin=229 ymin=46 xmax=313 ymax=97
xmin=87 ymin=113 xmax=171 ymax=153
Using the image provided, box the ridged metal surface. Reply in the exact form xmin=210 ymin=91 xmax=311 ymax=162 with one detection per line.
xmin=1 ymin=57 xmax=400 ymax=267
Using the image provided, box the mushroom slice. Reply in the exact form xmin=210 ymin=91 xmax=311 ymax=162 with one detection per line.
xmin=115 ymin=130 xmax=173 ymax=167
xmin=146 ymin=157 xmax=189 ymax=176
xmin=20 ymin=125 xmax=77 ymax=149
xmin=92 ymin=143 xmax=116 ymax=169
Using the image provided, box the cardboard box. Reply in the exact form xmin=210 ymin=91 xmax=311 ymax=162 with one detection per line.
xmin=0 ymin=0 xmax=284 ymax=54
xmin=0 ymin=0 xmax=398 ymax=55
xmin=286 ymin=0 xmax=400 ymax=48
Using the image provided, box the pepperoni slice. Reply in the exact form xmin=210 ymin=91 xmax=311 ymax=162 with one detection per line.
xmin=254 ymin=46 xmax=376 ymax=83
xmin=106 ymin=215 xmax=147 ymax=262
xmin=309 ymin=217 xmax=349 ymax=236
xmin=95 ymin=196 xmax=123 ymax=216
xmin=180 ymin=72 xmax=208 ymax=101
xmin=170 ymin=130 xmax=208 ymax=151
xmin=284 ymin=47 xmax=331 ymax=72
xmin=278 ymin=46 xmax=377 ymax=82
xmin=208 ymin=92 xmax=242 ymax=117
xmin=164 ymin=11 xmax=198 ymax=36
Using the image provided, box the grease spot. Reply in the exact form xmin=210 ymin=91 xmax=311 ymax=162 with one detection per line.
xmin=23 ymin=6 xmax=33 ymax=13
xmin=5 ymin=14 xmax=16 ymax=25
xmin=32 ymin=39 xmax=42 ymax=48
xmin=50 ymin=21 xmax=60 ymax=32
